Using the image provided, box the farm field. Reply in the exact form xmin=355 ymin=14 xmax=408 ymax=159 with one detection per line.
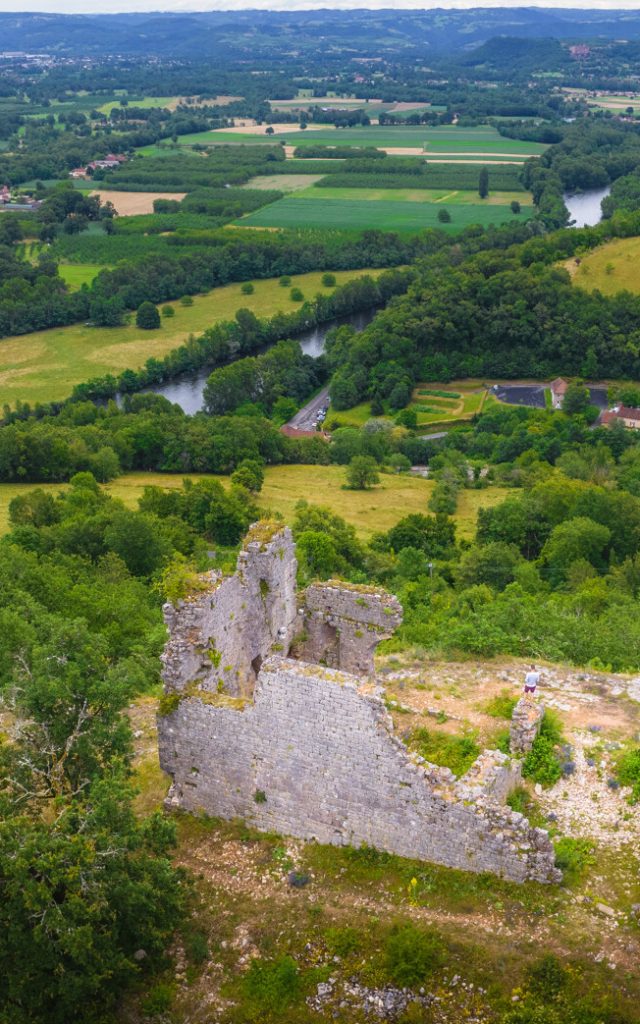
xmin=565 ymin=236 xmax=640 ymax=296
xmin=175 ymin=123 xmax=548 ymax=160
xmin=0 ymin=467 xmax=510 ymax=540
xmin=89 ymin=189 xmax=187 ymax=214
xmin=236 ymin=195 xmax=532 ymax=232
xmin=96 ymin=95 xmax=176 ymax=115
xmin=0 ymin=268 xmax=379 ymax=408
xmin=299 ymin=186 xmax=533 ymax=205
xmin=57 ymin=264 xmax=104 ymax=290
xmin=242 ymin=173 xmax=325 ymax=191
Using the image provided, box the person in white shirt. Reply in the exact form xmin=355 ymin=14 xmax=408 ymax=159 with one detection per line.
xmin=524 ymin=665 xmax=540 ymax=695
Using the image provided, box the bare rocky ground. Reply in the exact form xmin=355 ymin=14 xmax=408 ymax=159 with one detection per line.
xmin=123 ymin=657 xmax=640 ymax=1023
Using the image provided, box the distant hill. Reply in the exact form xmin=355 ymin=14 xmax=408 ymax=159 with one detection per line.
xmin=3 ymin=8 xmax=640 ymax=60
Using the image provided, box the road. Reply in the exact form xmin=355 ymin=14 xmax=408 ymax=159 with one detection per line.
xmin=286 ymin=386 xmax=330 ymax=432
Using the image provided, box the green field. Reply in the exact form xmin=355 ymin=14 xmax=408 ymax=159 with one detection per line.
xmin=565 ymin=236 xmax=640 ymax=296
xmin=299 ymin=186 xmax=532 ymax=205
xmin=0 ymin=268 xmax=380 ymax=408
xmin=236 ymin=196 xmax=532 ymax=233
xmin=57 ymin=264 xmax=104 ymax=290
xmin=97 ymin=95 xmax=177 ymax=115
xmin=175 ymin=124 xmax=547 ymax=159
xmin=0 ymin=466 xmax=509 ymax=540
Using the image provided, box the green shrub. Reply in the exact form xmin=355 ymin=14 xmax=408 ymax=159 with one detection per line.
xmin=161 ymin=304 xmax=175 ymax=317
xmin=290 ymin=287 xmax=304 ymax=301
xmin=522 ymin=735 xmax=562 ymax=786
xmin=410 ymin=728 xmax=480 ymax=777
xmin=484 ymin=689 xmax=518 ymax=719
xmin=616 ymin=747 xmax=640 ymax=802
xmin=136 ymin=300 xmax=161 ymax=330
xmin=522 ymin=711 xmax=564 ymax=786
xmin=279 ymin=275 xmax=291 ymax=287
xmin=383 ymin=923 xmax=446 ymax=988
xmin=553 ymin=837 xmax=595 ymax=883
xmin=241 ymin=955 xmax=301 ymax=1016
xmin=142 ymin=982 xmax=175 ymax=1017
xmin=180 ymin=294 xmax=194 ymax=306
xmin=321 ymin=272 xmax=336 ymax=287
xmin=241 ymin=281 xmax=255 ymax=294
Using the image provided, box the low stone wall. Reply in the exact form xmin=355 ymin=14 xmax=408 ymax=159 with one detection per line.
xmin=510 ymin=696 xmax=544 ymax=756
xmin=159 ymin=658 xmax=560 ymax=884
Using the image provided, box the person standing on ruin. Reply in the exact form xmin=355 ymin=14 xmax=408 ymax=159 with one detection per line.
xmin=524 ymin=664 xmax=540 ymax=696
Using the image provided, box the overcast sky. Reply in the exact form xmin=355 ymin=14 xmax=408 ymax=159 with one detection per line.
xmin=0 ymin=1 xmax=638 ymax=14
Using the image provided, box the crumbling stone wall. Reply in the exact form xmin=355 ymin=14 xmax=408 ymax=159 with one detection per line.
xmin=161 ymin=522 xmax=298 ymax=699
xmin=301 ymin=582 xmax=402 ymax=677
xmin=510 ymin=696 xmax=544 ymax=756
xmin=159 ymin=658 xmax=560 ymax=883
xmin=158 ymin=522 xmax=560 ymax=884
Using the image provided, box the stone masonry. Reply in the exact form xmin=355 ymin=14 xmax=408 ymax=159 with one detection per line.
xmin=158 ymin=522 xmax=561 ymax=884
xmin=510 ymin=696 xmax=545 ymax=756
xmin=301 ymin=582 xmax=402 ymax=677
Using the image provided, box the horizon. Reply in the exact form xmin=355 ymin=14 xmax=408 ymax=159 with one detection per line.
xmin=0 ymin=1 xmax=639 ymax=15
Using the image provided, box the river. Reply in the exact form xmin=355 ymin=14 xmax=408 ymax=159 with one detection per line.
xmin=564 ymin=186 xmax=611 ymax=228
xmin=138 ymin=307 xmax=378 ymax=414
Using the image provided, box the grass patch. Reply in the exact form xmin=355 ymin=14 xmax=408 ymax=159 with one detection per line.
xmin=484 ymin=689 xmax=518 ymax=719
xmin=57 ymin=263 xmax=104 ymax=290
xmin=409 ymin=726 xmax=480 ymax=777
xmin=0 ymin=268 xmax=378 ymax=408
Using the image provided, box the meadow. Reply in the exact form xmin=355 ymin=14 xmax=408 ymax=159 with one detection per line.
xmin=0 ymin=268 xmax=379 ymax=407
xmin=0 ymin=466 xmax=509 ymax=540
xmin=236 ymin=195 xmax=532 ymax=233
xmin=565 ymin=235 xmax=640 ymax=296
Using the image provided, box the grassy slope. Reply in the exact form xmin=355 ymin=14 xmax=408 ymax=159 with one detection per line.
xmin=0 ymin=268 xmax=379 ymax=408
xmin=0 ymin=466 xmax=509 ymax=540
xmin=237 ymin=196 xmax=532 ymax=232
xmin=565 ymin=236 xmax=640 ymax=296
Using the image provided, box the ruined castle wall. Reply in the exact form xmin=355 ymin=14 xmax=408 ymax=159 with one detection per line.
xmin=301 ymin=582 xmax=403 ymax=677
xmin=161 ymin=525 xmax=298 ymax=699
xmin=510 ymin=697 xmax=544 ymax=756
xmin=159 ymin=658 xmax=560 ymax=884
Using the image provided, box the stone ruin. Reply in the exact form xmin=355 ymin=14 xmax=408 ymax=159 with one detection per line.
xmin=158 ymin=522 xmax=561 ymax=884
